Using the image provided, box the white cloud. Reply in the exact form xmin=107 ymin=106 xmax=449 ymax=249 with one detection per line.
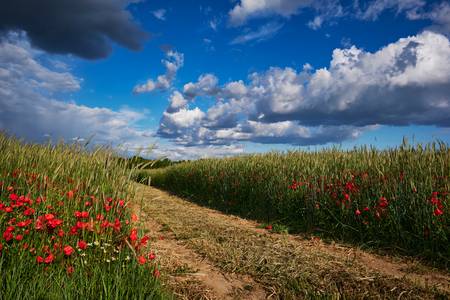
xmin=356 ymin=0 xmax=425 ymax=21
xmin=228 ymin=0 xmax=343 ymax=29
xmin=230 ymin=22 xmax=283 ymax=45
xmin=0 ymin=35 xmax=154 ymax=150
xmin=133 ymin=50 xmax=184 ymax=93
xmin=183 ymin=73 xmax=219 ymax=99
xmin=152 ymin=9 xmax=167 ymax=21
xmin=229 ymin=0 xmax=312 ymax=26
xmin=157 ymin=31 xmax=450 ymax=148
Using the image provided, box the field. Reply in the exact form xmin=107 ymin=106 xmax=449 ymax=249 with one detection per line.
xmin=0 ymin=134 xmax=167 ymax=299
xmin=2 ymin=132 xmax=449 ymax=299
xmin=136 ymin=142 xmax=449 ymax=268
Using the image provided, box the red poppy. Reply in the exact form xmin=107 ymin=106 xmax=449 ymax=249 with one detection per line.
xmin=265 ymin=225 xmax=272 ymax=230
xmin=138 ymin=256 xmax=146 ymax=265
xmin=23 ymin=207 xmax=35 ymax=216
xmin=129 ymin=229 xmax=138 ymax=242
xmin=355 ymin=209 xmax=361 ymax=216
xmin=77 ymin=240 xmax=87 ymax=250
xmin=15 ymin=234 xmax=23 ymax=241
xmin=36 ymin=256 xmax=44 ymax=263
xmin=148 ymin=252 xmax=156 ymax=260
xmin=140 ymin=236 xmax=149 ymax=247
xmin=44 ymin=254 xmax=54 ymax=264
xmin=434 ymin=208 xmax=444 ymax=216
xmin=153 ymin=269 xmax=160 ymax=278
xmin=63 ymin=245 xmax=74 ymax=256
xmin=67 ymin=265 xmax=74 ymax=275
xmin=67 ymin=190 xmax=74 ymax=199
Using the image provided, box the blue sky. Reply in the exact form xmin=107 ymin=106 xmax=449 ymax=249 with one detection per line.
xmin=1 ymin=0 xmax=450 ymax=159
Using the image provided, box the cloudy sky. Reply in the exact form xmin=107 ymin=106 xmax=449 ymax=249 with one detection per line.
xmin=1 ymin=0 xmax=450 ymax=160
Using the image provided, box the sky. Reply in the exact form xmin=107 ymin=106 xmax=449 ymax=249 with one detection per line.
xmin=1 ymin=0 xmax=450 ymax=160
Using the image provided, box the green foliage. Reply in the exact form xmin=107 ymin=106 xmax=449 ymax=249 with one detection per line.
xmin=0 ymin=133 xmax=169 ymax=299
xmin=143 ymin=142 xmax=450 ymax=267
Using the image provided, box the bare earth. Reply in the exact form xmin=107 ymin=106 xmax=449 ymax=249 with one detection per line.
xmin=132 ymin=184 xmax=450 ymax=299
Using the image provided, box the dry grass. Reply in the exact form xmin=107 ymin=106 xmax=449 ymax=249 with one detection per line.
xmin=135 ymin=183 xmax=449 ymax=299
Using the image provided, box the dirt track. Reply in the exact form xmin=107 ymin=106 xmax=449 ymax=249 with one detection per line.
xmin=133 ymin=184 xmax=450 ymax=299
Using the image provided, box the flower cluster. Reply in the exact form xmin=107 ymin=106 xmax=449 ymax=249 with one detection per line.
xmin=0 ymin=169 xmax=160 ymax=277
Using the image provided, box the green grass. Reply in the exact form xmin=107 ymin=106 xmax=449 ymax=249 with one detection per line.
xmin=139 ymin=141 xmax=449 ymax=268
xmin=0 ymin=133 xmax=170 ymax=299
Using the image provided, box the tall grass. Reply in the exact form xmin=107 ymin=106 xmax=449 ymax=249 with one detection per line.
xmin=143 ymin=141 xmax=449 ymax=267
xmin=0 ymin=133 xmax=169 ymax=299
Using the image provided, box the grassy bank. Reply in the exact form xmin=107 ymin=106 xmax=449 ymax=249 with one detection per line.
xmin=0 ymin=134 xmax=169 ymax=299
xmin=138 ymin=142 xmax=449 ymax=267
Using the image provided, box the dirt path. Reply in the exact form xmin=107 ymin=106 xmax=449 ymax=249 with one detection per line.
xmin=133 ymin=196 xmax=266 ymax=299
xmin=133 ymin=184 xmax=449 ymax=299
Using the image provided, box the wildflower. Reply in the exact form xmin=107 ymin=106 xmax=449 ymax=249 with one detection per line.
xmin=15 ymin=234 xmax=23 ymax=241
xmin=23 ymin=207 xmax=35 ymax=216
xmin=378 ymin=197 xmax=389 ymax=208
xmin=140 ymin=235 xmax=150 ymax=247
xmin=153 ymin=269 xmax=160 ymax=278
xmin=355 ymin=209 xmax=361 ymax=216
xmin=44 ymin=254 xmax=54 ymax=264
xmin=78 ymin=240 xmax=87 ymax=250
xmin=434 ymin=208 xmax=444 ymax=216
xmin=36 ymin=256 xmax=44 ymax=263
xmin=131 ymin=214 xmax=138 ymax=222
xmin=138 ymin=256 xmax=146 ymax=265
xmin=63 ymin=245 xmax=74 ymax=256
xmin=67 ymin=266 xmax=74 ymax=275
xmin=265 ymin=224 xmax=272 ymax=230
xmin=363 ymin=207 xmax=370 ymax=212
xmin=85 ymin=201 xmax=92 ymax=207
xmin=67 ymin=190 xmax=74 ymax=199
xmin=129 ymin=229 xmax=138 ymax=242
xmin=148 ymin=252 xmax=156 ymax=260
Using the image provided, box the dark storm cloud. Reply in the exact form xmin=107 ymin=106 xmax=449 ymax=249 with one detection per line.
xmin=0 ymin=0 xmax=148 ymax=59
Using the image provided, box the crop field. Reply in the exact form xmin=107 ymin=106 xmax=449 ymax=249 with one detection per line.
xmin=0 ymin=134 xmax=166 ymax=299
xmin=137 ymin=142 xmax=449 ymax=268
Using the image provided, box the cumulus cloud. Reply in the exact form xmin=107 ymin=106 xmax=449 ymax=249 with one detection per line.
xmin=133 ymin=50 xmax=184 ymax=93
xmin=156 ymin=31 xmax=450 ymax=148
xmin=0 ymin=34 xmax=153 ymax=149
xmin=183 ymin=73 xmax=219 ymax=99
xmin=152 ymin=9 xmax=167 ymax=21
xmin=230 ymin=22 xmax=283 ymax=45
xmin=252 ymin=31 xmax=450 ymax=127
xmin=0 ymin=0 xmax=148 ymax=59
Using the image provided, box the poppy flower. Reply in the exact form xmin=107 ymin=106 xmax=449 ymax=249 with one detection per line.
xmin=44 ymin=254 xmax=54 ymax=264
xmin=77 ymin=240 xmax=87 ymax=250
xmin=63 ymin=245 xmax=74 ymax=256
xmin=148 ymin=252 xmax=156 ymax=260
xmin=15 ymin=234 xmax=23 ymax=241
xmin=36 ymin=256 xmax=44 ymax=263
xmin=434 ymin=208 xmax=444 ymax=216
xmin=67 ymin=266 xmax=74 ymax=275
xmin=129 ymin=229 xmax=138 ymax=242
xmin=355 ymin=209 xmax=361 ymax=216
xmin=138 ymin=256 xmax=146 ymax=265
xmin=153 ymin=269 xmax=160 ymax=278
